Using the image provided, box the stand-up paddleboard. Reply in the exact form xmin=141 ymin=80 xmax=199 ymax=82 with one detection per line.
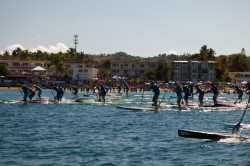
xmin=0 ymin=100 xmax=18 ymax=104
xmin=116 ymin=105 xmax=154 ymax=111
xmin=75 ymin=98 xmax=96 ymax=103
xmin=187 ymin=103 xmax=234 ymax=107
xmin=178 ymin=129 xmax=249 ymax=140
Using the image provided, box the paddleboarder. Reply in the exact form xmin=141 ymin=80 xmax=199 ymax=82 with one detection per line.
xmin=28 ymin=86 xmax=35 ymax=102
xmin=246 ymin=81 xmax=250 ymax=102
xmin=182 ymin=83 xmax=190 ymax=106
xmin=22 ymin=85 xmax=29 ymax=103
xmin=117 ymin=84 xmax=122 ymax=95
xmin=233 ymin=86 xmax=243 ymax=104
xmin=125 ymin=83 xmax=129 ymax=96
xmin=34 ymin=85 xmax=43 ymax=99
xmin=206 ymin=83 xmax=219 ymax=105
xmin=188 ymin=83 xmax=194 ymax=98
xmin=56 ymin=86 xmax=64 ymax=102
xmin=174 ymin=81 xmax=183 ymax=111
xmin=72 ymin=86 xmax=78 ymax=98
xmin=194 ymin=84 xmax=204 ymax=106
xmin=150 ymin=81 xmax=160 ymax=111
xmin=98 ymin=83 xmax=106 ymax=102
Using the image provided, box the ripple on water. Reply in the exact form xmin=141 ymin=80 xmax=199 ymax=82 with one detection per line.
xmin=0 ymin=90 xmax=249 ymax=165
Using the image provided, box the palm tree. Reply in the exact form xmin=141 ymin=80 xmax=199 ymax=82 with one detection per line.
xmin=3 ymin=51 xmax=11 ymax=60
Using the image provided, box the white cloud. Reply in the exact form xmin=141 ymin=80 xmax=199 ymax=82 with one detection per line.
xmin=1 ymin=43 xmax=69 ymax=54
xmin=168 ymin=50 xmax=179 ymax=55
xmin=6 ymin=44 xmax=25 ymax=50
xmin=30 ymin=43 xmax=69 ymax=53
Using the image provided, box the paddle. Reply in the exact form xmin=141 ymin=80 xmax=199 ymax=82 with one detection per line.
xmin=50 ymin=90 xmax=56 ymax=100
xmin=232 ymin=100 xmax=250 ymax=134
xmin=158 ymin=89 xmax=168 ymax=107
xmin=234 ymin=99 xmax=239 ymax=105
xmin=141 ymin=87 xmax=144 ymax=107
xmin=18 ymin=88 xmax=24 ymax=98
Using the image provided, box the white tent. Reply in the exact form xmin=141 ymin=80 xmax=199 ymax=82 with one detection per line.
xmin=241 ymin=81 xmax=248 ymax=84
xmin=112 ymin=75 xmax=121 ymax=80
xmin=122 ymin=76 xmax=128 ymax=80
xmin=32 ymin=66 xmax=46 ymax=71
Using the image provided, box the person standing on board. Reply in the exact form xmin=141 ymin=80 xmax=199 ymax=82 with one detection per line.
xmin=56 ymin=86 xmax=64 ymax=103
xmin=125 ymin=83 xmax=129 ymax=96
xmin=182 ymin=83 xmax=190 ymax=106
xmin=22 ymin=85 xmax=29 ymax=103
xmin=188 ymin=83 xmax=194 ymax=98
xmin=72 ymin=86 xmax=78 ymax=98
xmin=194 ymin=84 xmax=204 ymax=106
xmin=206 ymin=83 xmax=219 ymax=105
xmin=245 ymin=81 xmax=250 ymax=103
xmin=174 ymin=81 xmax=183 ymax=111
xmin=233 ymin=86 xmax=243 ymax=104
xmin=117 ymin=84 xmax=122 ymax=95
xmin=34 ymin=85 xmax=43 ymax=99
xmin=150 ymin=82 xmax=160 ymax=111
xmin=98 ymin=83 xmax=106 ymax=102
xmin=28 ymin=86 xmax=36 ymax=102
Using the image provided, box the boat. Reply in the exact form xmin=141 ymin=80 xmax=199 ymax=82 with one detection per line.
xmin=178 ymin=129 xmax=249 ymax=140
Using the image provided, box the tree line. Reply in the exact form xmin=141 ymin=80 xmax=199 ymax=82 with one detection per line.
xmin=0 ymin=45 xmax=249 ymax=82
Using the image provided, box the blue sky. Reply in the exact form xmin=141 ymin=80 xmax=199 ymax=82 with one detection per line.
xmin=0 ymin=0 xmax=250 ymax=57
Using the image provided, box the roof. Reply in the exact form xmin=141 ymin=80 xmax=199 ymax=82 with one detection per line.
xmin=6 ymin=74 xmax=29 ymax=78
xmin=32 ymin=66 xmax=46 ymax=71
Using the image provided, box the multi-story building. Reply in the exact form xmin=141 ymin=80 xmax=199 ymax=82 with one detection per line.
xmin=0 ymin=60 xmax=51 ymax=74
xmin=111 ymin=60 xmax=158 ymax=79
xmin=229 ymin=72 xmax=250 ymax=83
xmin=64 ymin=62 xmax=98 ymax=81
xmin=173 ymin=61 xmax=216 ymax=83
xmin=0 ymin=60 xmax=99 ymax=81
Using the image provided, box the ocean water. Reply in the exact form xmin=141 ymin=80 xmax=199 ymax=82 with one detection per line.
xmin=0 ymin=90 xmax=250 ymax=166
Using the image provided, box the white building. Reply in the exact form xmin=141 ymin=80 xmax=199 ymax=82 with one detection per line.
xmin=0 ymin=60 xmax=99 ymax=81
xmin=229 ymin=72 xmax=250 ymax=83
xmin=173 ymin=61 xmax=216 ymax=82
xmin=64 ymin=62 xmax=98 ymax=81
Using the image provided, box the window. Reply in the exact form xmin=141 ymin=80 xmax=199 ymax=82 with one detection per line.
xmin=202 ymin=69 xmax=208 ymax=74
xmin=78 ymin=69 xmax=83 ymax=73
xmin=13 ymin=63 xmax=20 ymax=67
xmin=85 ymin=65 xmax=91 ymax=68
xmin=77 ymin=65 xmax=82 ymax=68
xmin=21 ymin=63 xmax=29 ymax=67
xmin=69 ymin=69 xmax=73 ymax=75
xmin=192 ymin=69 xmax=198 ymax=73
xmin=84 ymin=69 xmax=88 ymax=73
xmin=36 ymin=63 xmax=42 ymax=67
